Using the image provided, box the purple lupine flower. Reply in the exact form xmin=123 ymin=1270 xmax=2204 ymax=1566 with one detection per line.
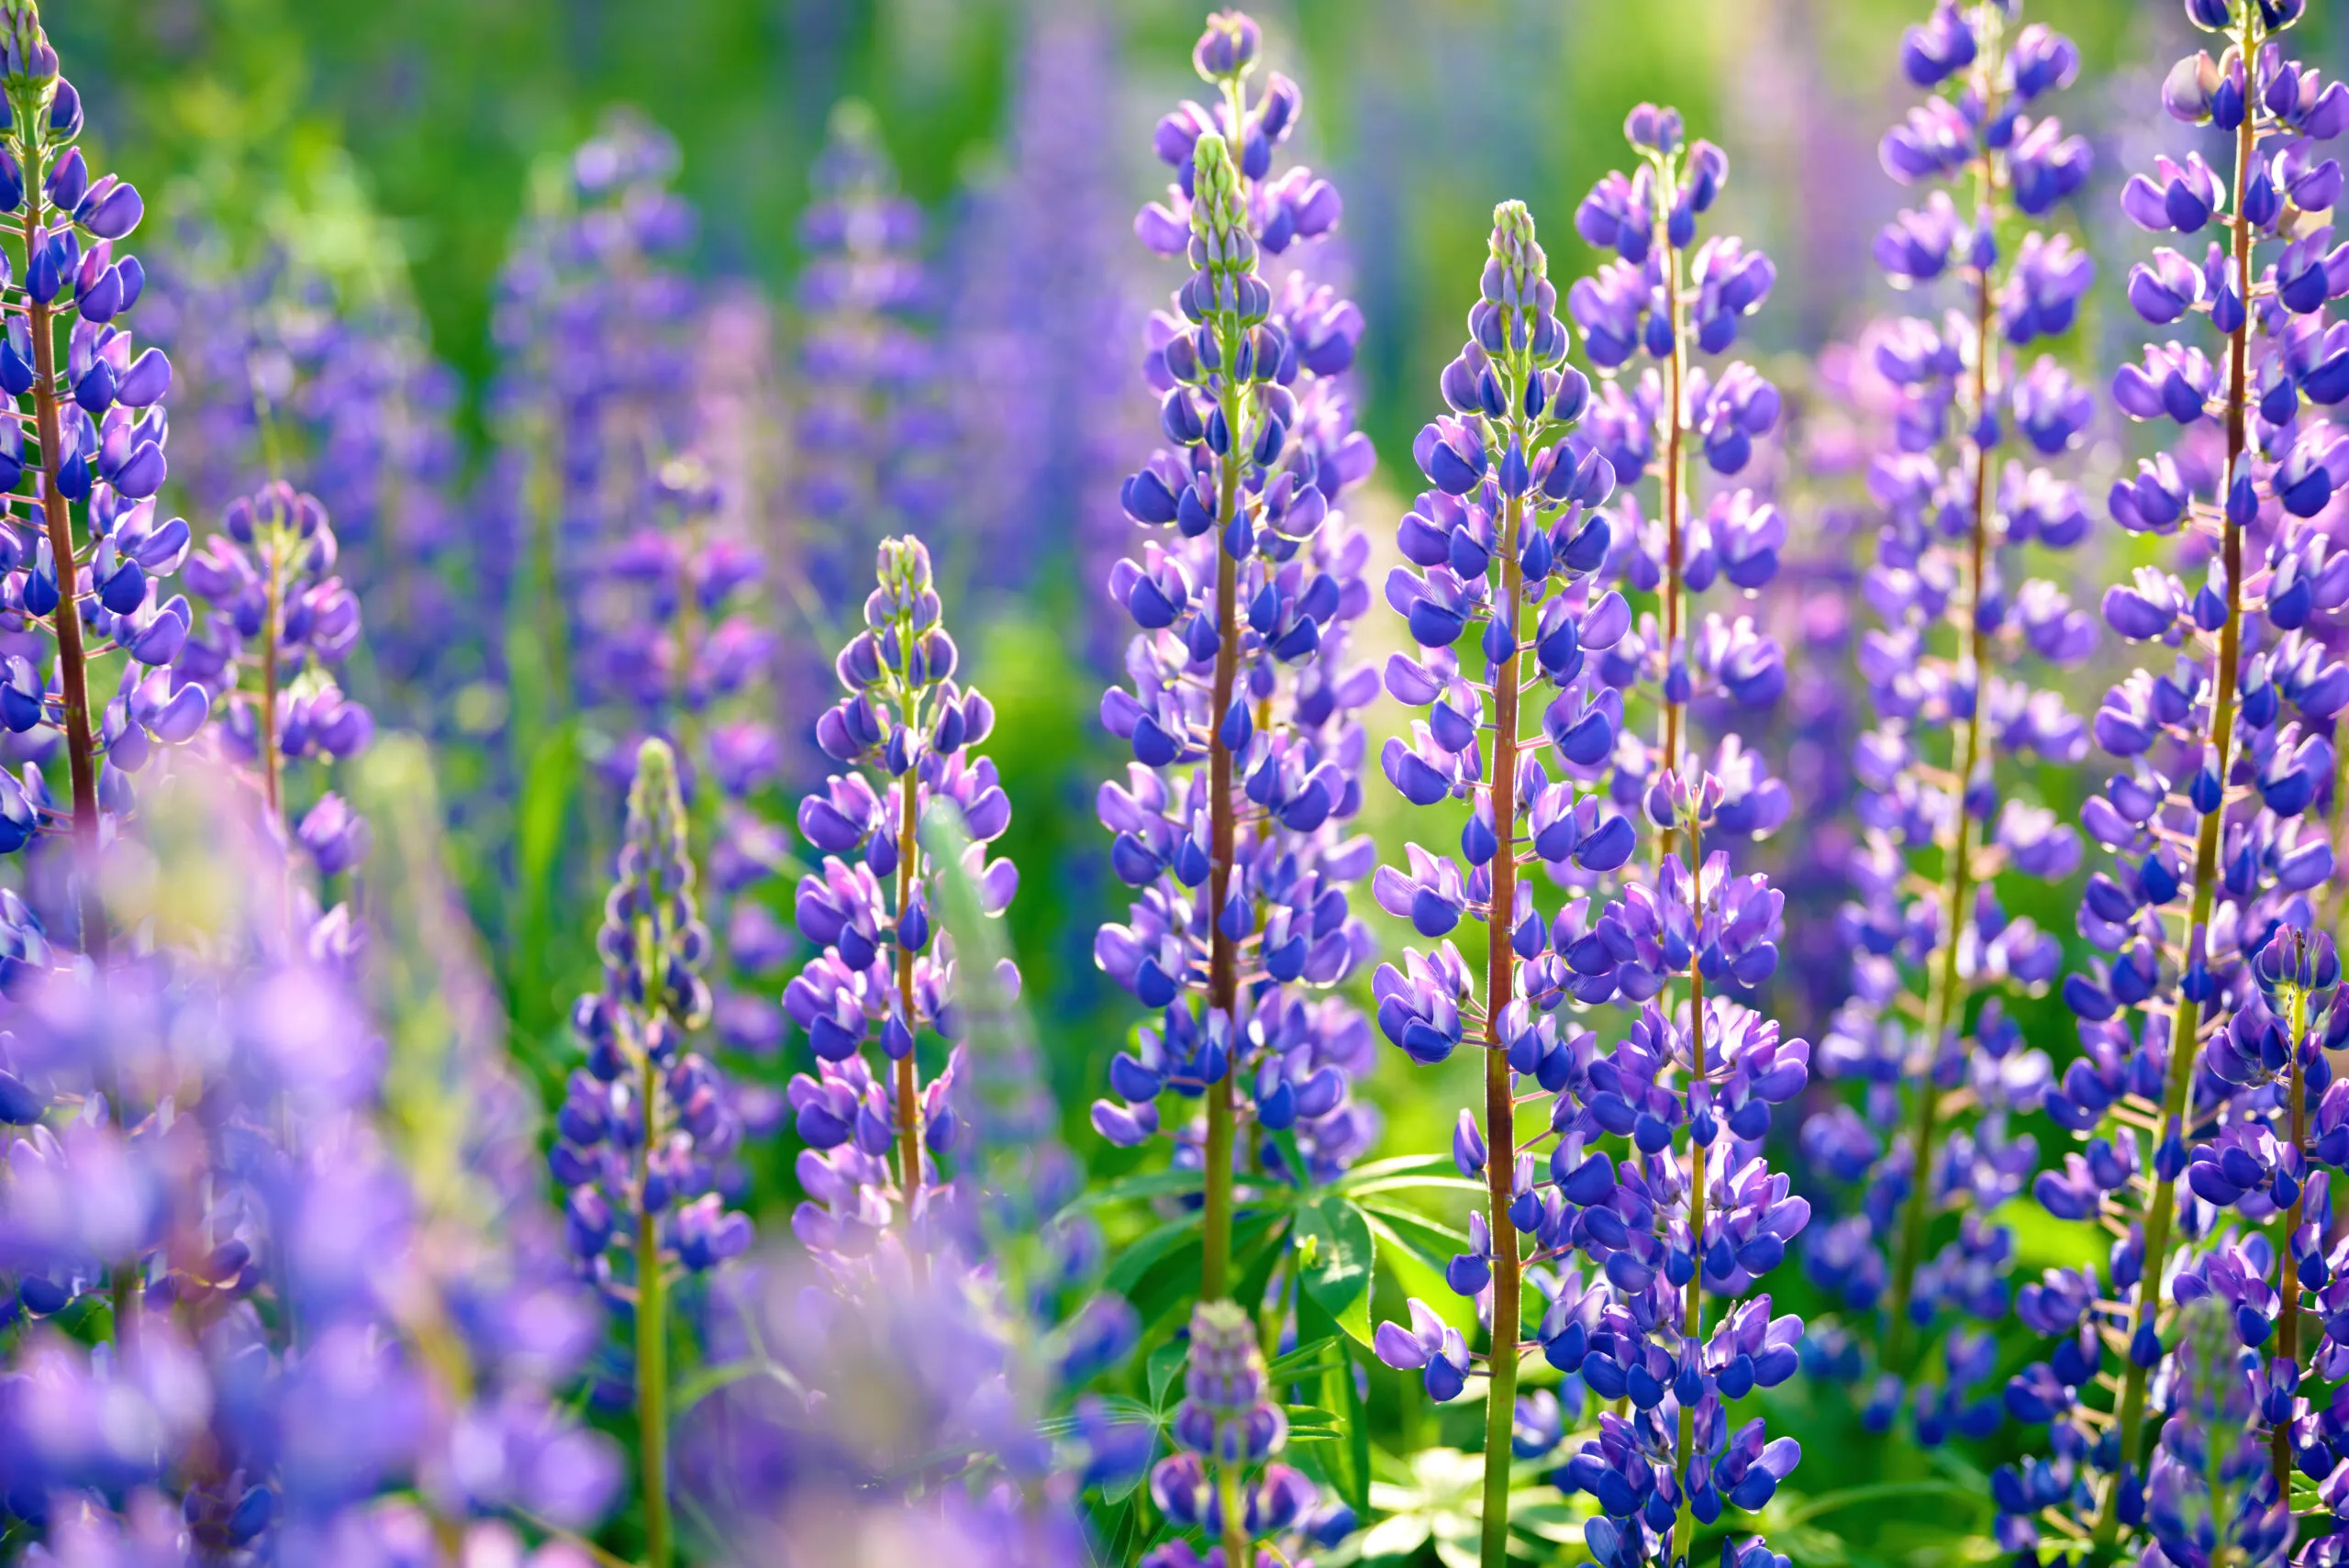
xmin=547 ymin=737 xmax=748 ymax=1566
xmin=677 ymin=1249 xmax=1096 ymax=1567
xmin=944 ymin=4 xmax=1160 ymax=672
xmin=2001 ymin=3 xmax=2349 ymax=1552
xmin=785 ymin=537 xmax=1019 ymax=1273
xmin=176 ymin=481 xmax=374 ymax=924
xmin=484 ymin=110 xmax=698 ymax=731
xmin=1565 ymin=104 xmax=1791 ymax=875
xmin=1091 ymin=12 xmax=1380 ymax=1293
xmin=1797 ymin=0 xmax=2093 ymax=1440
xmin=0 ymin=0 xmax=197 ymax=960
xmin=0 ymin=759 xmax=614 ymax=1555
xmin=791 ymin=104 xmax=947 ymax=637
xmin=1145 ymin=1299 xmax=1320 ymax=1568
xmin=2140 ymin=1299 xmax=2292 ymax=1567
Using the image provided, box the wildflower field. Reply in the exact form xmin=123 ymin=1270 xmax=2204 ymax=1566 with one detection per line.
xmin=6 ymin=0 xmax=2349 ymax=1563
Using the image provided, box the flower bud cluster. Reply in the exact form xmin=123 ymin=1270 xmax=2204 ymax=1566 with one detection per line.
xmin=1144 ymin=1300 xmax=1333 ymax=1567
xmin=551 ymin=739 xmax=752 ymax=1295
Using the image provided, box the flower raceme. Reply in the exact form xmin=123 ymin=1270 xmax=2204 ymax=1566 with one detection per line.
xmin=1795 ymin=0 xmax=2097 ymax=1434
xmin=1367 ymin=188 xmax=1809 ymax=1568
xmin=1566 ymin=103 xmax=1793 ymax=866
xmin=1090 ymin=9 xmax=1380 ymax=1307
xmin=0 ymin=0 xmax=194 ymax=954
xmin=1998 ymin=1 xmax=2349 ymax=1557
xmin=786 ymin=536 xmax=1020 ymax=1271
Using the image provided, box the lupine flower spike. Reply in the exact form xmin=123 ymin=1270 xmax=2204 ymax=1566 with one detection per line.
xmin=787 ymin=535 xmax=1019 ymax=1268
xmin=179 ymin=481 xmax=375 ymax=948
xmin=1146 ymin=1300 xmax=1319 ymax=1568
xmin=1094 ymin=6 xmax=1379 ymax=1307
xmin=0 ymin=0 xmax=191 ymax=958
xmin=1801 ymin=0 xmax=2095 ymax=1429
xmin=552 ymin=737 xmax=750 ymax=1568
xmin=1370 ymin=198 xmax=1625 ymax=1567
xmin=1569 ymin=102 xmax=1789 ymax=862
xmin=2000 ymin=0 xmax=2349 ymax=1555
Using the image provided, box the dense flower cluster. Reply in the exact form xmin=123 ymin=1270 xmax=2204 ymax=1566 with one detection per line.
xmin=1089 ymin=11 xmax=1380 ymax=1271
xmin=485 ymin=110 xmax=697 ymax=732
xmin=1997 ymin=1 xmax=2349 ymax=1560
xmin=1797 ymin=0 xmax=2096 ymax=1431
xmin=58 ymin=2 xmax=2349 ymax=1566
xmin=791 ymin=104 xmax=949 ymax=631
xmin=785 ymin=536 xmax=1018 ymax=1273
xmin=178 ymin=481 xmax=374 ymax=936
xmin=0 ymin=4 xmax=194 ymax=962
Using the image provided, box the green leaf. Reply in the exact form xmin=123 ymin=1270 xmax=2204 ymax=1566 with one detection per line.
xmin=1294 ymin=1195 xmax=1377 ymax=1344
xmin=1357 ymin=1200 xmax=1470 ymax=1269
xmin=671 ymin=1354 xmax=796 ymax=1413
xmin=1341 ymin=1173 xmax=1491 ymax=1201
xmin=1265 ymin=1334 xmax=1340 ymax=1384
xmin=1230 ymin=1211 xmax=1291 ymax=1317
xmin=1283 ymin=1403 xmax=1343 ymax=1443
xmin=1147 ymin=1337 xmax=1187 ymax=1413
xmin=1295 ymin=1294 xmax=1371 ymax=1515
xmin=1054 ymin=1167 xmax=1206 ymax=1216
xmin=1106 ymin=1211 xmax=1206 ymax=1324
xmin=1335 ymin=1151 xmax=1466 ymax=1186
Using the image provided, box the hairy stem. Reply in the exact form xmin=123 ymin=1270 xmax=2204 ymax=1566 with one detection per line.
xmin=2273 ymin=983 xmax=2308 ymax=1496
xmin=1885 ymin=115 xmax=2000 ymax=1372
xmin=1480 ymin=478 xmax=1527 ymax=1568
xmin=1655 ymin=201 xmax=1687 ymax=871
xmin=2097 ymin=16 xmax=2257 ymax=1541
xmin=635 ymin=1137 xmax=672 ymax=1568
xmin=894 ymin=704 xmax=924 ymax=1214
xmin=1202 ymin=374 xmax=1244 ymax=1304
xmin=19 ymin=143 xmax=103 ymax=965
xmin=259 ymin=511 xmax=286 ymax=823
xmin=1675 ymin=966 xmax=1710 ymax=1566
xmin=1218 ymin=1453 xmax=1250 ymax=1567
xmin=634 ymin=934 xmax=674 ymax=1568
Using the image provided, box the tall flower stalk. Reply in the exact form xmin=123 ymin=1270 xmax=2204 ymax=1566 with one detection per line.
xmin=1806 ymin=0 xmax=2098 ymax=1400
xmin=1998 ymin=0 xmax=2349 ymax=1551
xmin=1368 ymin=200 xmax=1625 ymax=1566
xmin=1571 ymin=106 xmax=1784 ymax=870
xmin=1093 ymin=7 xmax=1376 ymax=1306
xmin=551 ymin=737 xmax=751 ymax=1568
xmin=790 ymin=105 xmax=947 ymax=636
xmin=0 ymin=0 xmax=188 ymax=959
xmin=786 ymin=535 xmax=1019 ymax=1264
xmin=179 ymin=482 xmax=373 ymax=922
